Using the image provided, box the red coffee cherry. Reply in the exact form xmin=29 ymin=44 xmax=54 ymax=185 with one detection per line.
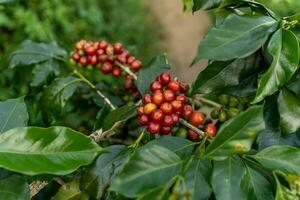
xmin=147 ymin=121 xmax=161 ymax=134
xmin=159 ymin=72 xmax=171 ymax=85
xmin=130 ymin=60 xmax=143 ymax=70
xmin=187 ymin=130 xmax=200 ymax=141
xmin=138 ymin=114 xmax=149 ymax=126
xmin=117 ymin=55 xmax=126 ymax=64
xmin=99 ymin=40 xmax=108 ymax=50
xmin=182 ymin=105 xmax=193 ymax=119
xmin=121 ymin=50 xmax=130 ymax=58
xmin=160 ymin=102 xmax=173 ymax=114
xmin=179 ymin=82 xmax=189 ymax=93
xmin=79 ymin=57 xmax=88 ymax=65
xmin=167 ymin=81 xmax=180 ymax=92
xmin=124 ymin=78 xmax=134 ymax=90
xmin=152 ymin=92 xmax=164 ymax=105
xmin=204 ymin=123 xmax=217 ymax=137
xmin=171 ymin=113 xmax=180 ymax=125
xmin=143 ymin=103 xmax=157 ymax=115
xmin=114 ymin=42 xmax=123 ymax=54
xmin=90 ymin=55 xmax=98 ymax=65
xmin=151 ymin=109 xmax=164 ymax=122
xmin=127 ymin=56 xmax=136 ymax=65
xmin=107 ymin=55 xmax=115 ymax=63
xmin=101 ymin=62 xmax=113 ymax=74
xmin=143 ymin=94 xmax=152 ymax=104
xmin=176 ymin=94 xmax=187 ymax=103
xmin=85 ymin=46 xmax=96 ymax=55
xmin=162 ymin=115 xmax=173 ymax=127
xmin=161 ymin=126 xmax=172 ymax=135
xmin=150 ymin=81 xmax=162 ymax=93
xmin=189 ymin=112 xmax=205 ymax=127
xmin=98 ymin=54 xmax=107 ymax=62
xmin=72 ymin=52 xmax=80 ymax=61
xmin=96 ymin=49 xmax=104 ymax=55
xmin=171 ymin=100 xmax=183 ymax=112
xmin=112 ymin=67 xmax=121 ymax=77
xmin=75 ymin=40 xmax=85 ymax=50
xmin=163 ymin=90 xmax=175 ymax=102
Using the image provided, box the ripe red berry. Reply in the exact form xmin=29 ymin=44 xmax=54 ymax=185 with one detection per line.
xmin=189 ymin=112 xmax=205 ymax=127
xmin=163 ymin=90 xmax=175 ymax=102
xmin=152 ymin=92 xmax=164 ymax=105
xmin=167 ymin=81 xmax=180 ymax=92
xmin=114 ymin=42 xmax=123 ymax=54
xmin=107 ymin=55 xmax=115 ymax=63
xmin=204 ymin=123 xmax=217 ymax=137
xmin=79 ymin=57 xmax=88 ymax=65
xmin=96 ymin=49 xmax=104 ymax=55
xmin=127 ymin=56 xmax=136 ymax=65
xmin=147 ymin=121 xmax=161 ymax=134
xmin=106 ymin=45 xmax=114 ymax=55
xmin=182 ymin=105 xmax=193 ymax=119
xmin=143 ymin=103 xmax=157 ymax=115
xmin=117 ymin=55 xmax=126 ymax=64
xmin=151 ymin=109 xmax=164 ymax=122
xmin=124 ymin=78 xmax=134 ymax=90
xmin=150 ymin=81 xmax=162 ymax=93
xmin=130 ymin=60 xmax=143 ymax=70
xmin=161 ymin=126 xmax=172 ymax=135
xmin=171 ymin=113 xmax=180 ymax=125
xmin=176 ymin=94 xmax=187 ymax=103
xmin=171 ymin=100 xmax=183 ymax=112
xmin=187 ymin=130 xmax=200 ymax=141
xmin=98 ymin=54 xmax=107 ymax=62
xmin=159 ymin=73 xmax=171 ymax=85
xmin=85 ymin=46 xmax=96 ymax=55
xmin=138 ymin=114 xmax=149 ymax=126
xmin=101 ymin=62 xmax=113 ymax=74
xmin=179 ymin=82 xmax=189 ymax=93
xmin=112 ymin=67 xmax=121 ymax=77
xmin=72 ymin=52 xmax=80 ymax=61
xmin=160 ymin=102 xmax=173 ymax=114
xmin=90 ymin=55 xmax=98 ymax=65
xmin=121 ymin=50 xmax=130 ymax=58
xmin=99 ymin=40 xmax=108 ymax=50
xmin=137 ymin=106 xmax=144 ymax=115
xmin=162 ymin=115 xmax=173 ymax=127
xmin=143 ymin=94 xmax=152 ymax=104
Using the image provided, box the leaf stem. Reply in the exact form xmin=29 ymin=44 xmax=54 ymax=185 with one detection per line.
xmin=195 ymin=95 xmax=222 ymax=108
xmin=73 ymin=69 xmax=116 ymax=110
xmin=115 ymin=61 xmax=138 ymax=81
xmin=179 ymin=118 xmax=205 ymax=137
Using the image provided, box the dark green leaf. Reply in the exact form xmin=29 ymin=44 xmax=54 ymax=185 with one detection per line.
xmin=0 ymin=175 xmax=30 ymax=200
xmin=0 ymin=97 xmax=28 ymax=134
xmin=51 ymin=182 xmax=88 ymax=200
xmin=94 ymin=103 xmax=111 ymax=130
xmin=287 ymin=78 xmax=300 ymax=97
xmin=109 ymin=145 xmax=183 ymax=198
xmin=137 ymin=55 xmax=170 ymax=95
xmin=0 ymin=126 xmax=102 ymax=175
xmin=10 ymin=40 xmax=67 ymax=68
xmin=253 ymin=29 xmax=300 ymax=103
xmin=202 ymin=105 xmax=264 ymax=159
xmin=192 ymin=14 xmax=278 ymax=64
xmin=193 ymin=0 xmax=222 ymax=11
xmin=137 ymin=187 xmax=169 ymax=200
xmin=277 ymin=88 xmax=300 ymax=135
xmin=31 ymin=60 xmax=60 ymax=87
xmin=102 ymin=105 xmax=136 ymax=131
xmin=252 ymin=145 xmax=300 ymax=175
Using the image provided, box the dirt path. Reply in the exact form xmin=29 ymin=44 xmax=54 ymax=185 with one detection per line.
xmin=145 ymin=0 xmax=211 ymax=83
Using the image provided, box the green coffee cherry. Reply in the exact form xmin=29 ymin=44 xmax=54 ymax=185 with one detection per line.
xmin=218 ymin=110 xmax=227 ymax=122
xmin=218 ymin=94 xmax=229 ymax=105
xmin=229 ymin=96 xmax=239 ymax=108
xmin=175 ymin=128 xmax=187 ymax=138
xmin=227 ymin=108 xmax=239 ymax=118
xmin=78 ymin=50 xmax=85 ymax=56
xmin=210 ymin=109 xmax=220 ymax=119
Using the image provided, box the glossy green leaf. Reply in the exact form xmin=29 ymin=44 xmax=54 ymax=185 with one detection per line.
xmin=137 ymin=186 xmax=170 ymax=200
xmin=212 ymin=156 xmax=246 ymax=200
xmin=253 ymin=29 xmax=300 ymax=103
xmin=192 ymin=14 xmax=278 ymax=64
xmin=31 ymin=60 xmax=60 ymax=87
xmin=0 ymin=97 xmax=28 ymax=134
xmin=10 ymin=40 xmax=67 ymax=68
xmin=137 ymin=55 xmax=170 ymax=95
xmin=192 ymin=53 xmax=263 ymax=95
xmin=275 ymin=175 xmax=298 ymax=200
xmin=51 ymin=182 xmax=88 ymax=200
xmin=287 ymin=78 xmax=300 ymax=97
xmin=277 ymin=88 xmax=300 ymax=135
xmin=0 ymin=175 xmax=30 ymax=200
xmin=202 ymin=105 xmax=264 ymax=159
xmin=0 ymin=126 xmax=102 ymax=175
xmin=252 ymin=145 xmax=300 ymax=175
xmin=102 ymin=104 xmax=136 ymax=131
xmin=146 ymin=136 xmax=196 ymax=159
xmin=110 ymin=145 xmax=183 ymax=198
xmin=193 ymin=0 xmax=222 ymax=11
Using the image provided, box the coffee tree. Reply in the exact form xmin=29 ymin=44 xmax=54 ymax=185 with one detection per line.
xmin=0 ymin=0 xmax=299 ymax=199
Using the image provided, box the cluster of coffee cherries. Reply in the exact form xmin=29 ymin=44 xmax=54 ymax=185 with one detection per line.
xmin=137 ymin=73 xmax=217 ymax=141
xmin=71 ymin=40 xmax=142 ymax=98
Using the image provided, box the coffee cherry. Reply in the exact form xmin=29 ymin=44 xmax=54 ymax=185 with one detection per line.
xmin=79 ymin=57 xmax=88 ymax=65
xmin=137 ymin=106 xmax=144 ymax=115
xmin=218 ymin=110 xmax=227 ymax=122
xmin=171 ymin=100 xmax=183 ymax=112
xmin=114 ymin=42 xmax=123 ymax=54
xmin=162 ymin=115 xmax=173 ymax=127
xmin=138 ymin=114 xmax=149 ymax=125
xmin=161 ymin=126 xmax=172 ymax=135
xmin=187 ymin=130 xmax=200 ymax=141
xmin=227 ymin=108 xmax=239 ymax=118
xmin=151 ymin=109 xmax=164 ymax=122
xmin=85 ymin=46 xmax=96 ymax=55
xmin=171 ymin=113 xmax=180 ymax=125
xmin=144 ymin=103 xmax=157 ymax=115
xmin=160 ymin=102 xmax=173 ymax=114
xmin=105 ymin=45 xmax=114 ymax=56
xmin=218 ymin=94 xmax=229 ymax=105
xmin=204 ymin=123 xmax=217 ymax=137
xmin=127 ymin=56 xmax=136 ymax=65
xmin=112 ymin=67 xmax=121 ymax=77
xmin=98 ymin=54 xmax=107 ymax=62
xmin=99 ymin=40 xmax=108 ymax=50
xmin=229 ymin=97 xmax=239 ymax=108
xmin=150 ymin=81 xmax=162 ymax=93
xmin=176 ymin=93 xmax=187 ymax=103
xmin=96 ymin=49 xmax=104 ymax=55
xmin=163 ymin=90 xmax=175 ymax=102
xmin=72 ymin=52 xmax=80 ymax=61
xmin=147 ymin=121 xmax=161 ymax=134
xmin=210 ymin=109 xmax=220 ymax=119
xmin=152 ymin=92 xmax=164 ymax=105
xmin=124 ymin=78 xmax=134 ymax=90
xmin=167 ymin=81 xmax=180 ymax=92
xmin=75 ymin=40 xmax=85 ymax=50
xmin=179 ymin=82 xmax=189 ymax=93
xmin=90 ymin=55 xmax=98 ymax=65
xmin=130 ymin=60 xmax=142 ymax=70
xmin=189 ymin=112 xmax=205 ymax=127
xmin=143 ymin=94 xmax=152 ymax=104
xmin=182 ymin=105 xmax=193 ymax=119
xmin=117 ymin=55 xmax=126 ymax=64
xmin=101 ymin=62 xmax=113 ymax=74
xmin=159 ymin=73 xmax=171 ymax=85
xmin=107 ymin=55 xmax=115 ymax=63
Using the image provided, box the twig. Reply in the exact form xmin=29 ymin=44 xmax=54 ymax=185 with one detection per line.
xmin=179 ymin=118 xmax=205 ymax=137
xmin=195 ymin=95 xmax=222 ymax=108
xmin=115 ymin=61 xmax=138 ymax=81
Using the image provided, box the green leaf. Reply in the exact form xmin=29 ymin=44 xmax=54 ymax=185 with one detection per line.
xmin=252 ymin=145 xmax=300 ymax=175
xmin=137 ymin=187 xmax=169 ymax=200
xmin=183 ymin=0 xmax=194 ymax=13
xmin=51 ymin=182 xmax=89 ymax=200
xmin=253 ymin=29 xmax=300 ymax=103
xmin=211 ymin=156 xmax=246 ymax=200
xmin=0 ymin=97 xmax=28 ymax=134
xmin=275 ymin=175 xmax=298 ymax=200
xmin=137 ymin=55 xmax=170 ymax=95
xmin=277 ymin=88 xmax=300 ymax=135
xmin=110 ymin=145 xmax=183 ymax=198
xmin=31 ymin=60 xmax=60 ymax=87
xmin=146 ymin=136 xmax=196 ymax=159
xmin=10 ymin=40 xmax=67 ymax=68
xmin=193 ymin=0 xmax=222 ymax=11
xmin=192 ymin=14 xmax=278 ymax=64
xmin=41 ymin=76 xmax=82 ymax=122
xmin=0 ymin=126 xmax=102 ymax=175
xmin=102 ymin=105 xmax=136 ymax=131
xmin=287 ymin=78 xmax=300 ymax=97
xmin=202 ymin=105 xmax=264 ymax=159
xmin=192 ymin=53 xmax=263 ymax=95
xmin=0 ymin=175 xmax=30 ymax=200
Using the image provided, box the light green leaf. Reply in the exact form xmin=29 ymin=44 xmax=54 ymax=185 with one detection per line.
xmin=51 ymin=182 xmax=89 ymax=200
xmin=275 ymin=175 xmax=298 ymax=200
xmin=0 ymin=97 xmax=28 ymax=134
xmin=0 ymin=175 xmax=30 ymax=200
xmin=253 ymin=29 xmax=300 ymax=103
xmin=0 ymin=126 xmax=102 ymax=175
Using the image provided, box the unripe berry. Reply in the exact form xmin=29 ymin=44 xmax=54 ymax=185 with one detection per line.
xmin=150 ymin=81 xmax=162 ymax=93
xmin=162 ymin=115 xmax=173 ymax=127
xmin=143 ymin=103 xmax=157 ymax=115
xmin=101 ymin=62 xmax=113 ymax=74
xmin=182 ymin=105 xmax=193 ymax=119
xmin=147 ymin=121 xmax=161 ymax=134
xmin=143 ymin=94 xmax=152 ymax=104
xmin=176 ymin=128 xmax=187 ymax=138
xmin=130 ymin=60 xmax=143 ymax=70
xmin=137 ymin=106 xmax=144 ymax=115
xmin=75 ymin=40 xmax=85 ymax=50
xmin=171 ymin=100 xmax=183 ymax=112
xmin=99 ymin=40 xmax=108 ymax=50
xmin=210 ymin=109 xmax=220 ymax=119
xmin=189 ymin=112 xmax=205 ymax=127
xmin=204 ymin=123 xmax=217 ymax=137
xmin=79 ymin=57 xmax=88 ymax=65
xmin=179 ymin=82 xmax=189 ymax=93
xmin=160 ymin=102 xmax=173 ymax=114
xmin=127 ymin=56 xmax=136 ymax=65
xmin=218 ymin=110 xmax=227 ymax=122
xmin=72 ymin=52 xmax=80 ymax=61
xmin=138 ymin=114 xmax=149 ymax=126
xmin=161 ymin=126 xmax=172 ymax=135
xmin=159 ymin=73 xmax=171 ymax=85
xmin=152 ymin=92 xmax=164 ymax=105
xmin=112 ymin=67 xmax=121 ymax=77
xmin=218 ymin=94 xmax=229 ymax=105
xmin=176 ymin=93 xmax=187 ymax=103
xmin=151 ymin=109 xmax=164 ymax=122
xmin=187 ymin=130 xmax=200 ymax=141
xmin=167 ymin=81 xmax=180 ymax=92
xmin=163 ymin=90 xmax=175 ymax=102
xmin=114 ymin=42 xmax=123 ymax=54
xmin=229 ymin=97 xmax=239 ymax=108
